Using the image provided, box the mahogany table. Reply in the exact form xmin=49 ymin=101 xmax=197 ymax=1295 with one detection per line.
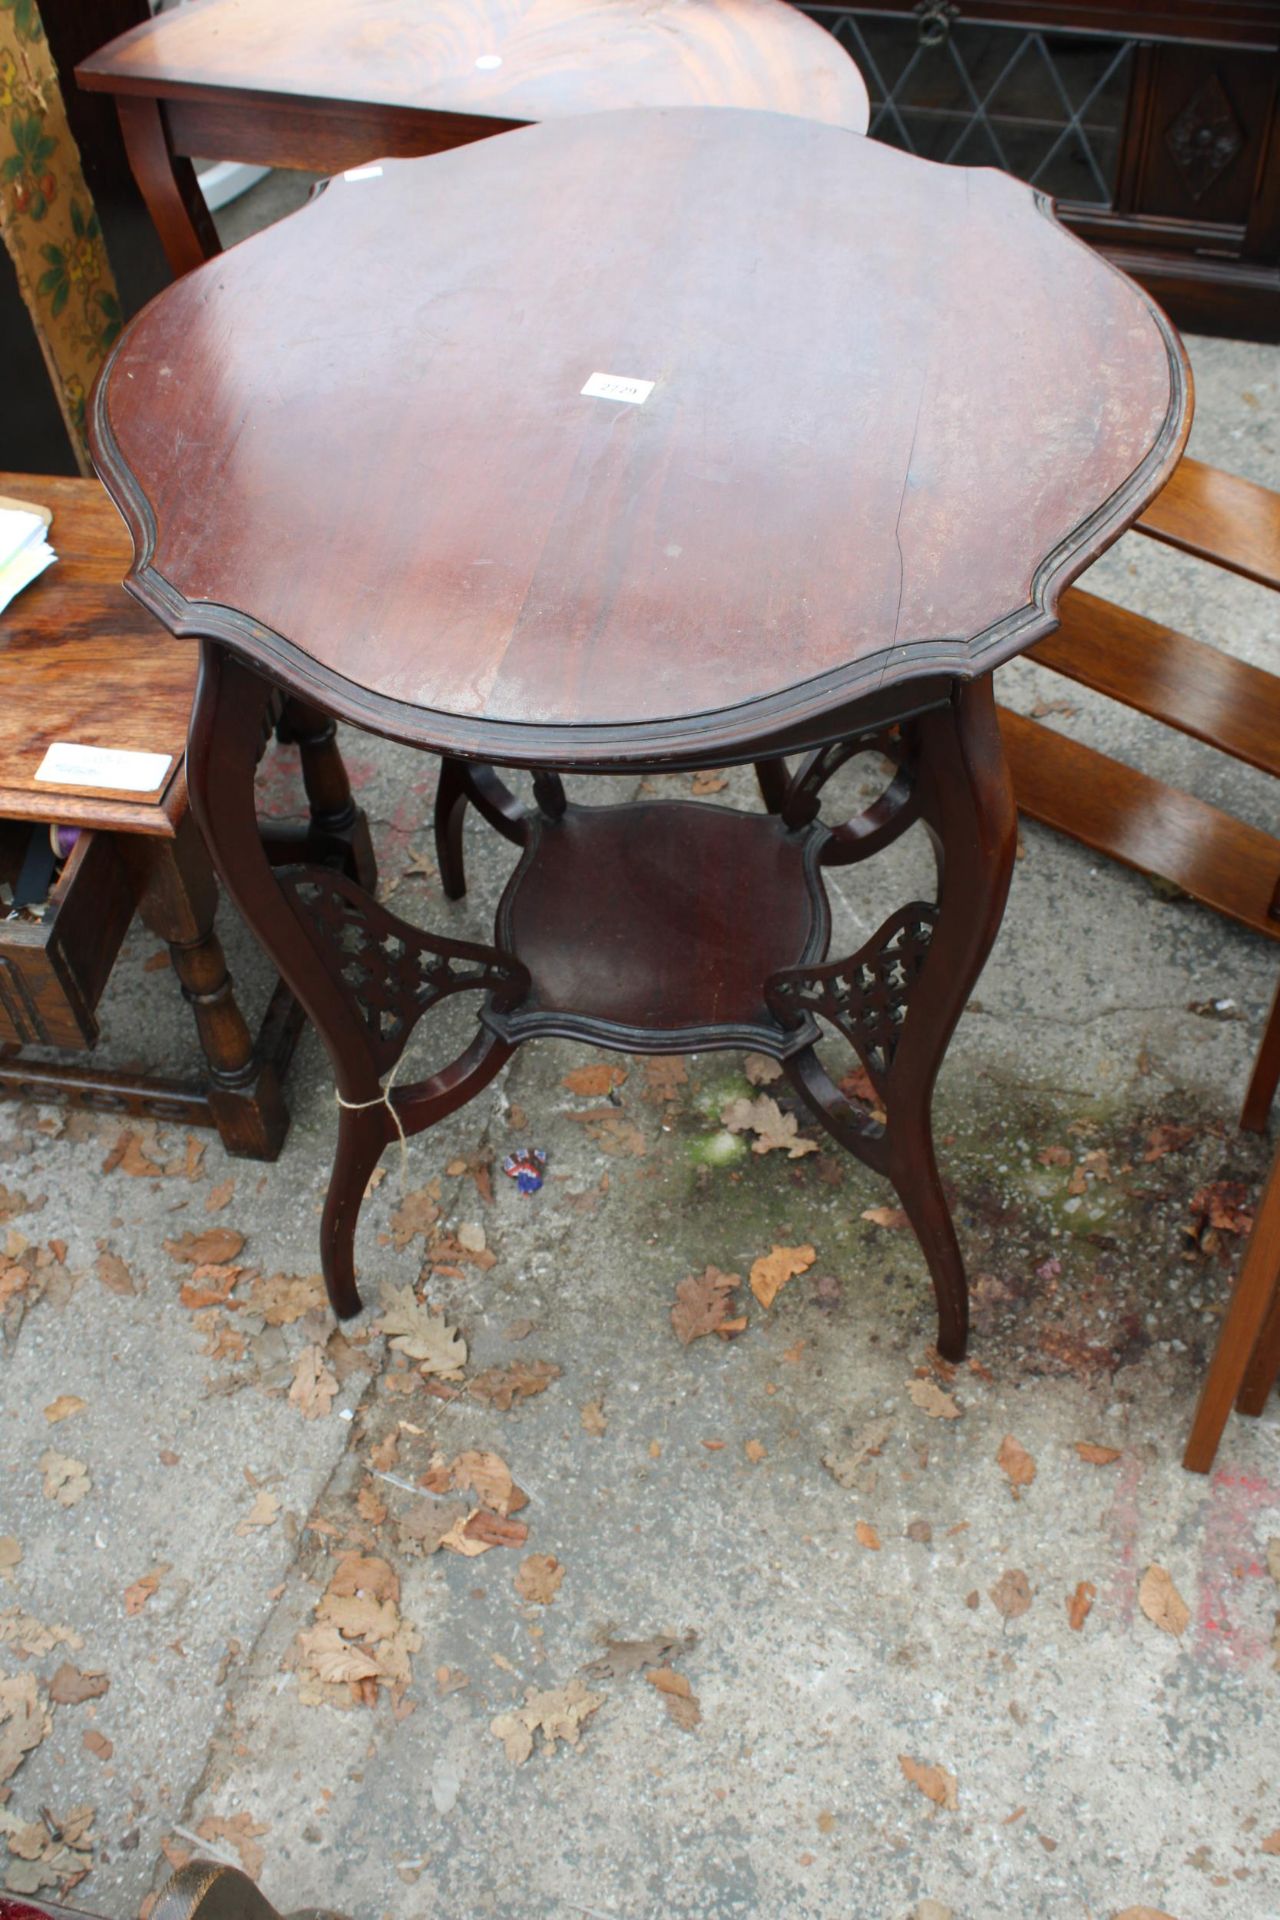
xmin=89 ymin=108 xmax=1188 ymax=1358
xmin=76 ymin=0 xmax=870 ymax=277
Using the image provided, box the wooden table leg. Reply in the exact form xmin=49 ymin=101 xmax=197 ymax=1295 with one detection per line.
xmin=1241 ymin=971 xmax=1280 ymax=1133
xmin=274 ymin=697 xmax=377 ymax=890
xmin=768 ymin=678 xmax=1017 ymax=1359
xmin=1184 ymin=1138 xmax=1280 ymax=1469
xmin=124 ymin=813 xmax=289 ymax=1160
xmin=188 ymin=643 xmax=527 ymax=1315
xmin=115 ymin=95 xmax=222 ymax=279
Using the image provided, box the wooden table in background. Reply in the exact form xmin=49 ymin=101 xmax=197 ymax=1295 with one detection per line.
xmin=76 ymin=0 xmax=870 ymax=276
xmin=89 ymin=108 xmax=1187 ymax=1358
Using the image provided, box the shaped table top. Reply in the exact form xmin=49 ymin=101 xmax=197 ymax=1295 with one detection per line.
xmin=78 ymin=0 xmax=870 ymax=136
xmin=91 ymin=108 xmax=1189 ymax=768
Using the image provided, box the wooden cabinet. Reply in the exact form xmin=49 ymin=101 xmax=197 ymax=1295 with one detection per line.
xmin=797 ymin=2 xmax=1280 ymax=339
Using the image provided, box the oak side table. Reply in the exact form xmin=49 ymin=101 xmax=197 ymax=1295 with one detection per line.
xmin=89 ymin=108 xmax=1188 ymax=1357
xmin=76 ymin=0 xmax=870 ymax=277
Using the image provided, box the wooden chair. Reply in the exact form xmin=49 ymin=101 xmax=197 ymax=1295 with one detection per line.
xmin=993 ymin=452 xmax=1280 ymax=1470
xmin=0 ymin=472 xmax=373 ymax=1158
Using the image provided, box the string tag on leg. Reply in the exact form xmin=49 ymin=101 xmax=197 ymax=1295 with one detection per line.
xmin=335 ymin=1055 xmax=409 ymax=1186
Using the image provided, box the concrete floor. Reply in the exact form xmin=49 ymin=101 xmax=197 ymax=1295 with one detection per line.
xmin=1 ymin=171 xmax=1279 ymax=1920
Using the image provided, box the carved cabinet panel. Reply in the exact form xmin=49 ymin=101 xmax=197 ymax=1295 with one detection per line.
xmin=798 ymin=3 xmax=1280 ymax=339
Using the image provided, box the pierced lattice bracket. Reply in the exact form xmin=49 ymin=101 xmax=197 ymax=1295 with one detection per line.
xmin=280 ymin=866 xmax=528 ymax=1070
xmin=766 ymin=901 xmax=938 ymax=1095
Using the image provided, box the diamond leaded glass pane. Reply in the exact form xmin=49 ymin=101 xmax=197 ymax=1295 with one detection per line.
xmin=798 ymin=8 xmax=1133 ymax=209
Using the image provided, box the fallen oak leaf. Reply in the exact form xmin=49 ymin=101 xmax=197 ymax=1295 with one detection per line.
xmin=0 ymin=1673 xmax=50 ymax=1787
xmin=645 ymin=1664 xmax=701 ymax=1730
xmin=47 ymin=1664 xmax=109 ymax=1705
xmin=899 ymin=1755 xmax=958 ymax=1810
xmin=744 ymin=1053 xmax=783 ymax=1086
xmin=855 ymin=1522 xmax=881 ymax=1550
xmin=862 ymin=1204 xmax=909 ymax=1229
xmin=43 ymin=1396 xmax=86 ymax=1425
xmin=990 ymin=1569 xmax=1033 ymax=1620
xmin=585 ymin=1629 xmax=696 ymax=1680
xmin=467 ymin=1359 xmax=560 ymax=1409
xmin=194 ymin=1813 xmax=269 ymax=1882
xmin=749 ymin=1243 xmax=816 ymax=1310
xmin=822 ymin=1417 xmax=893 ymax=1490
xmin=721 ymin=1094 xmax=817 ymax=1159
xmin=514 ymin=1554 xmax=564 ymax=1604
xmin=95 ymin=1248 xmax=137 ymax=1297
xmin=387 ymin=1185 xmax=441 ymax=1250
xmin=39 ymin=1450 xmax=90 ymax=1508
xmin=235 ymin=1490 xmax=280 ymax=1536
xmin=376 ymin=1285 xmax=467 ymax=1376
xmin=561 ymin=1063 xmax=627 ymax=1097
xmin=671 ymin=1267 xmax=744 ymax=1345
xmin=907 ymin=1379 xmax=961 ymax=1421
xmin=996 ymin=1434 xmax=1036 ymax=1498
xmin=1076 ymin=1442 xmax=1122 ymax=1465
xmin=1138 ymin=1564 xmax=1189 ymax=1638
xmin=163 ymin=1227 xmax=245 ymax=1265
xmin=490 ymin=1678 xmax=604 ymax=1766
xmin=288 ymin=1345 xmax=338 ymax=1420
xmin=123 ymin=1563 xmax=171 ymax=1615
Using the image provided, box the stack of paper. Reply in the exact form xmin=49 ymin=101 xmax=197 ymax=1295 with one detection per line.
xmin=0 ymin=500 xmax=56 ymax=615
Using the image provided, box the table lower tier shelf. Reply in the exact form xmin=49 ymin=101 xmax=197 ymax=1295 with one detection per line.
xmin=484 ymin=799 xmax=830 ymax=1054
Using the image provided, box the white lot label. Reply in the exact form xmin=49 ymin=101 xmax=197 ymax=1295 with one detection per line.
xmin=35 ymin=742 xmax=172 ymax=792
xmin=343 ymin=164 xmax=383 ymax=182
xmin=581 ymin=372 xmax=655 ymax=405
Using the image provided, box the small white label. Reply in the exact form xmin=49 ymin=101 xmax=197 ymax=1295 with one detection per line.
xmin=581 ymin=372 xmax=655 ymax=406
xmin=35 ymin=742 xmax=172 ymax=793
xmin=475 ymin=52 xmax=502 ymax=69
xmin=343 ymin=164 xmax=384 ymax=182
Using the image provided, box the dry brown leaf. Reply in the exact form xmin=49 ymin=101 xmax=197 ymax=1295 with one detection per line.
xmin=39 ymin=1449 xmax=90 ymax=1508
xmin=744 ymin=1053 xmax=783 ymax=1086
xmin=862 ymin=1205 xmax=909 ymax=1229
xmin=990 ymin=1569 xmax=1032 ymax=1620
xmin=1111 ymin=1910 xmax=1180 ymax=1920
xmin=164 ymin=1228 xmax=245 ymax=1265
xmin=95 ymin=1249 xmax=137 ymax=1297
xmin=580 ymin=1399 xmax=607 ymax=1436
xmin=235 ymin=1490 xmax=280 ymax=1536
xmin=82 ymin=1730 xmax=112 ymax=1761
xmin=585 ymin=1629 xmax=696 ymax=1679
xmin=289 ymin=1345 xmax=339 ymax=1420
xmin=123 ymin=1563 xmax=170 ymax=1615
xmin=0 ymin=1673 xmax=50 ymax=1787
xmin=195 ymin=1811 xmax=269 ymax=1881
xmin=0 ymin=1537 xmax=19 ymax=1581
xmin=671 ymin=1267 xmax=744 ymax=1345
xmin=561 ymin=1064 xmax=627 ymax=1097
xmin=822 ymin=1418 xmax=893 ymax=1490
xmin=205 ymin=1178 xmax=235 ymax=1213
xmin=1076 ymin=1442 xmax=1122 ymax=1465
xmin=490 ymin=1679 xmax=604 ymax=1766
xmin=645 ymin=1664 xmax=701 ymax=1730
xmin=250 ymin=1272 xmax=326 ymax=1325
xmin=377 ymin=1285 xmax=467 ymax=1375
xmin=749 ymin=1243 xmax=816 ymax=1309
xmin=387 ymin=1186 xmax=441 ymax=1251
xmin=1143 ymin=1124 xmax=1195 ymax=1161
xmin=515 ymin=1554 xmax=564 ymax=1604
xmin=566 ymin=1106 xmax=648 ymax=1156
xmin=1138 ymin=1564 xmax=1189 ymax=1638
xmin=1267 ymin=1538 xmax=1280 ymax=1587
xmin=47 ymin=1664 xmax=109 ymax=1705
xmin=899 ymin=1755 xmax=958 ymax=1810
xmin=1067 ymin=1580 xmax=1096 ymax=1631
xmin=447 ymin=1449 xmax=523 ymax=1517
xmin=855 ymin=1522 xmax=881 ymax=1551
xmin=996 ymin=1434 xmax=1036 ymax=1498
xmin=43 ymin=1395 xmax=86 ymax=1425
xmin=907 ymin=1379 xmax=961 ymax=1421
xmin=721 ymin=1094 xmax=817 ymax=1159
xmin=642 ymin=1057 xmax=688 ymax=1105
xmin=744 ymin=1439 xmax=767 ymax=1463
xmin=467 ymin=1359 xmax=560 ymax=1409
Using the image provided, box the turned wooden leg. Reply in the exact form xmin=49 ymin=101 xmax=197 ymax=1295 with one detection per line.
xmin=769 ymin=679 xmax=1016 ymax=1360
xmin=116 ymin=95 xmax=221 ymax=280
xmin=275 ymin=697 xmax=377 ymax=890
xmin=1184 ymin=1139 xmax=1280 ymax=1466
xmin=123 ymin=814 xmax=289 ymax=1160
xmin=1241 ymin=971 xmax=1280 ymax=1133
xmin=435 ymin=756 xmax=470 ymax=900
xmin=188 ymin=644 xmax=527 ymax=1316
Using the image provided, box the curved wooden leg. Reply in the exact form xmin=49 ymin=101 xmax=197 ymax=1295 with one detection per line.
xmin=1241 ymin=971 xmax=1280 ymax=1132
xmin=755 ymin=759 xmax=789 ymax=813
xmin=435 ymin=756 xmax=470 ymax=901
xmin=188 ymin=643 xmax=528 ymax=1317
xmin=116 ymin=95 xmax=221 ymax=279
xmin=769 ymin=679 xmax=1016 ymax=1360
xmin=1184 ymin=1141 xmax=1280 ymax=1464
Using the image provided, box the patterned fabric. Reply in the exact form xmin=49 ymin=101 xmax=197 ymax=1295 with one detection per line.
xmin=0 ymin=0 xmax=123 ymax=471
